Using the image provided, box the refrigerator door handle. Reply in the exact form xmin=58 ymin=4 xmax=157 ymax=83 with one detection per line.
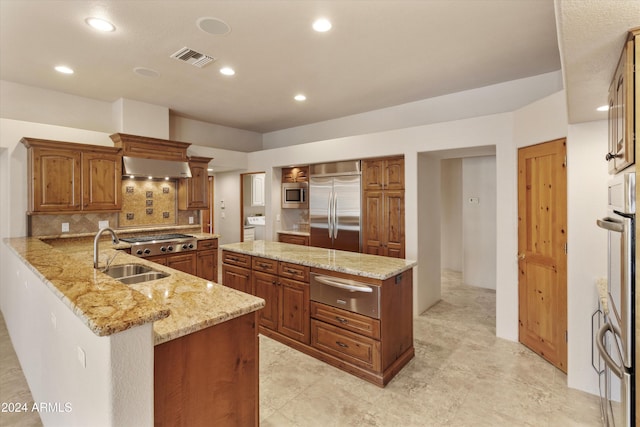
xmin=596 ymin=322 xmax=624 ymax=379
xmin=327 ymin=191 xmax=333 ymax=239
xmin=333 ymin=191 xmax=339 ymax=239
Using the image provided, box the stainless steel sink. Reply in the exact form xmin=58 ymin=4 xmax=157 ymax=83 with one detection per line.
xmin=104 ymin=264 xmax=153 ymax=278
xmin=104 ymin=264 xmax=169 ymax=284
xmin=117 ymin=271 xmax=169 ymax=285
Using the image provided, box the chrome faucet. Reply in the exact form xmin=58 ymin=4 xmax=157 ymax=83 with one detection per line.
xmin=94 ymin=227 xmax=120 ymax=269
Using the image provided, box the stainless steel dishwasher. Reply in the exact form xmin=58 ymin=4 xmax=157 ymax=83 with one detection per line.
xmin=310 ymin=272 xmax=380 ymax=319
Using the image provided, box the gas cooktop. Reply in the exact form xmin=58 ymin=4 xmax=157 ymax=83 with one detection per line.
xmin=120 ymin=234 xmax=198 ymax=257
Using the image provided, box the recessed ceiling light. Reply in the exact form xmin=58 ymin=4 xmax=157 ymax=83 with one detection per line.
xmin=294 ymin=94 xmax=307 ymax=102
xmin=312 ymin=18 xmax=332 ymax=32
xmin=197 ymin=17 xmax=231 ymax=35
xmin=54 ymin=65 xmax=74 ymax=74
xmin=596 ymin=105 xmax=609 ymax=112
xmin=85 ymin=17 xmax=115 ymax=32
xmin=220 ymin=67 xmax=235 ymax=76
xmin=133 ymin=67 xmax=160 ymax=78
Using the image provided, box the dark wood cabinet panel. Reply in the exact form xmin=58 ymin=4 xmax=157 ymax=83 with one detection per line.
xmin=166 ymin=252 xmax=197 ymax=275
xmin=222 ymin=264 xmax=252 ymax=294
xmin=278 ymin=233 xmax=309 ymax=246
xmin=252 ymin=271 xmax=279 ymax=330
xmin=279 ymin=277 xmax=310 ymax=345
xmin=362 ymin=190 xmax=405 ymax=258
xmin=82 ymin=151 xmax=122 ymax=211
xmin=196 ymin=249 xmax=217 ymax=281
xmin=179 ymin=157 xmax=211 ymax=210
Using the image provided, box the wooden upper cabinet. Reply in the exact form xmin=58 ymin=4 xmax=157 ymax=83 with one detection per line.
xmin=22 ymin=138 xmax=122 ymax=214
xmin=82 ymin=150 xmax=122 ymax=210
xmin=179 ymin=156 xmax=211 ymax=210
xmin=110 ymin=133 xmax=190 ymax=161
xmin=362 ymin=157 xmax=404 ymax=191
xmin=606 ymin=30 xmax=636 ymax=174
xmin=282 ymin=166 xmax=309 ymax=183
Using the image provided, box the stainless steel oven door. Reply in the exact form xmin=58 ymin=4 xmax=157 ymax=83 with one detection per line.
xmin=596 ymin=322 xmax=633 ymax=426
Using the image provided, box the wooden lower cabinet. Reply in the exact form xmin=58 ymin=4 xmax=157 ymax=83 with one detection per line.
xmin=196 ymin=239 xmax=219 ymax=281
xmin=145 ymin=252 xmax=197 ymax=275
xmin=362 ymin=190 xmax=405 ymax=258
xmin=277 ymin=233 xmax=309 ymax=246
xmin=222 ymin=249 xmax=414 ymax=387
xmin=154 ymin=312 xmax=258 ymax=427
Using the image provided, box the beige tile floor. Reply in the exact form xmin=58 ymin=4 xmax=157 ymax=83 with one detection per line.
xmin=0 ymin=270 xmax=602 ymax=426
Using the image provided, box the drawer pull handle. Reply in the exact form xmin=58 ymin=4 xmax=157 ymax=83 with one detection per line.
xmin=258 ymin=263 xmax=271 ymax=268
xmin=335 ymin=316 xmax=348 ymax=324
xmin=286 ymin=268 xmax=299 ymax=274
xmin=336 ymin=341 xmax=349 ymax=348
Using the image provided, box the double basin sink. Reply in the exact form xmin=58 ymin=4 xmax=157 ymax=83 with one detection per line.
xmin=104 ymin=264 xmax=169 ymax=285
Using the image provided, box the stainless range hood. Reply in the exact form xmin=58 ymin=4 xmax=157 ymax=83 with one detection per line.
xmin=122 ymin=156 xmax=192 ymax=179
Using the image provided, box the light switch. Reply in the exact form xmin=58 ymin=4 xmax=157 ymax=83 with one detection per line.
xmin=61 ymin=223 xmax=69 ymax=232
xmin=77 ymin=346 xmax=86 ymax=368
xmin=98 ymin=220 xmax=109 ymax=229
xmin=189 ymin=216 xmax=194 ymax=224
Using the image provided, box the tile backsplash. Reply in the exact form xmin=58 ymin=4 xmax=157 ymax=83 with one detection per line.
xmin=28 ymin=178 xmax=201 ymax=237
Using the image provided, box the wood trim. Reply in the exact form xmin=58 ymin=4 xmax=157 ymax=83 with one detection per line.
xmin=21 ymin=137 xmax=122 ymax=154
xmin=109 ymin=133 xmax=190 ymax=161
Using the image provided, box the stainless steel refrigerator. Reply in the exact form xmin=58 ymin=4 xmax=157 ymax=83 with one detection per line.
xmin=309 ymin=161 xmax=361 ymax=252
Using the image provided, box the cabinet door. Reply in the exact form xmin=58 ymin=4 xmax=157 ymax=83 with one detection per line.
xmin=384 ymin=157 xmax=405 ymax=190
xmin=167 ymin=253 xmax=197 ymax=275
xmin=146 ymin=255 xmax=167 ymax=265
xmin=253 ymin=271 xmax=279 ymax=330
xmin=31 ymin=147 xmax=81 ymax=212
xmin=82 ymin=151 xmax=122 ymax=211
xmin=196 ymin=249 xmax=217 ymax=281
xmin=179 ymin=160 xmax=209 ymax=209
xmin=362 ymin=191 xmax=384 ymax=256
xmin=362 ymin=160 xmax=384 ymax=191
xmin=278 ymin=277 xmax=310 ymax=344
xmin=222 ymin=264 xmax=252 ymax=294
xmin=384 ymin=190 xmax=405 ymax=258
xmin=251 ymin=174 xmax=265 ymax=206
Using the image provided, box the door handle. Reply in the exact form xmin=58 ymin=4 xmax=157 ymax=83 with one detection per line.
xmin=596 ymin=323 xmax=623 ymax=378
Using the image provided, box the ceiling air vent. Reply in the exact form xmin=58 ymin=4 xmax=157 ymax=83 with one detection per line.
xmin=170 ymin=47 xmax=215 ymax=68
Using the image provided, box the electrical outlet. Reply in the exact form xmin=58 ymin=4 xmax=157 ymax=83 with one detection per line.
xmin=468 ymin=197 xmax=480 ymax=204
xmin=276 ymin=214 xmax=281 ymax=222
xmin=189 ymin=216 xmax=194 ymax=224
xmin=61 ymin=223 xmax=69 ymax=232
xmin=98 ymin=220 xmax=109 ymax=229
xmin=221 ymin=212 xmax=225 ymax=219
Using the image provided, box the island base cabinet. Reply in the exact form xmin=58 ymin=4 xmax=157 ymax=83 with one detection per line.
xmin=154 ymin=312 xmax=258 ymax=427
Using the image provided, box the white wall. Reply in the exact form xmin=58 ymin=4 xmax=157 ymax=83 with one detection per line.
xmin=262 ymin=71 xmax=563 ymax=149
xmin=462 ymin=156 xmax=497 ymax=290
xmin=170 ymin=115 xmax=263 ymax=153
xmin=1 ymin=245 xmax=154 ymax=427
xmin=566 ymin=120 xmax=610 ymax=395
xmin=440 ymin=159 xmax=463 ymax=271
xmin=113 ymin=98 xmax=169 ymax=139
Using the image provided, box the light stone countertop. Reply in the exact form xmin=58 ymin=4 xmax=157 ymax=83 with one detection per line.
xmin=4 ymin=234 xmax=264 ymax=345
xmin=221 ymin=240 xmax=416 ymax=280
xmin=277 ymin=230 xmax=311 ymax=237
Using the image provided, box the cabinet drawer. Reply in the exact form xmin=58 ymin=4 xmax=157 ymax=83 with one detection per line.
xmin=198 ymin=239 xmax=218 ymax=250
xmin=222 ymin=250 xmax=251 ymax=268
xmin=252 ymin=256 xmax=278 ymax=274
xmin=311 ymin=320 xmax=380 ymax=371
xmin=279 ymin=262 xmax=309 ymax=282
xmin=310 ymin=302 xmax=380 ymax=340
xmin=278 ymin=233 xmax=309 ymax=246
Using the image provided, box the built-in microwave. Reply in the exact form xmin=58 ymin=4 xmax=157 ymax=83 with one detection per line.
xmin=282 ymin=182 xmax=308 ymax=209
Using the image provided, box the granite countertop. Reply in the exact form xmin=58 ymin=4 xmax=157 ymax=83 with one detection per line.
xmin=4 ymin=233 xmax=264 ymax=345
xmin=221 ymin=240 xmax=416 ymax=280
xmin=277 ymin=230 xmax=311 ymax=237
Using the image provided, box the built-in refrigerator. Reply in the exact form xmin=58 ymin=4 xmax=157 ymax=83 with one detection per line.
xmin=309 ymin=161 xmax=361 ymax=252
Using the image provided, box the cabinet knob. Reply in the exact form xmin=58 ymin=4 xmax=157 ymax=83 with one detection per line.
xmin=605 ymin=152 xmax=618 ymax=161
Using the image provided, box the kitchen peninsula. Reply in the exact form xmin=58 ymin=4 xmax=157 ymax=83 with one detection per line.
xmin=221 ymin=240 xmax=417 ymax=386
xmin=3 ymin=232 xmax=264 ymax=427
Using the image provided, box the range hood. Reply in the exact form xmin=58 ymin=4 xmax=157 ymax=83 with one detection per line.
xmin=122 ymin=156 xmax=192 ymax=179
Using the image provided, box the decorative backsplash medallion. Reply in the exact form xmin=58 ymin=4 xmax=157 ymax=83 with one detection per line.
xmin=120 ymin=178 xmax=176 ymax=227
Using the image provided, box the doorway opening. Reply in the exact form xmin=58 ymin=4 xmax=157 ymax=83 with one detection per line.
xmin=240 ymin=172 xmax=266 ymax=242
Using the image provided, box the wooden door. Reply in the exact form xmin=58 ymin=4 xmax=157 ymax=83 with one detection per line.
xmin=82 ymin=151 xmax=122 ymax=211
xmin=384 ymin=190 xmax=405 ymax=258
xmin=253 ymin=271 xmax=279 ymax=330
xmin=518 ymin=138 xmax=567 ymax=372
xmin=384 ymin=157 xmax=405 ymax=190
xmin=278 ymin=277 xmax=310 ymax=344
xmin=362 ymin=160 xmax=384 ymax=191
xmin=196 ymin=249 xmax=217 ymax=281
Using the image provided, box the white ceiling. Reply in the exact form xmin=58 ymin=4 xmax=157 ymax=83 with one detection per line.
xmin=0 ymin=0 xmax=637 ymax=134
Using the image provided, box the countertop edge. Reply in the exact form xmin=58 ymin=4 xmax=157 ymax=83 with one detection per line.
xmin=220 ymin=242 xmax=417 ymax=280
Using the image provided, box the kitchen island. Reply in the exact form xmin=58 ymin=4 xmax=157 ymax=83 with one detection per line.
xmin=2 ymin=233 xmax=264 ymax=427
xmin=221 ymin=240 xmax=417 ymax=386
